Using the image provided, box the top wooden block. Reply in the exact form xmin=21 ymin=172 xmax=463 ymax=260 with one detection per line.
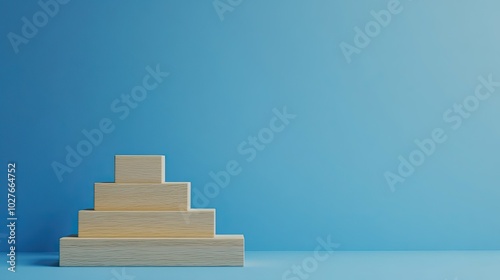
xmin=115 ymin=155 xmax=165 ymax=183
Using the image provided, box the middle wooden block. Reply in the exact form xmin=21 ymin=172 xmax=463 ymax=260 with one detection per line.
xmin=78 ymin=209 xmax=215 ymax=238
xmin=94 ymin=182 xmax=190 ymax=211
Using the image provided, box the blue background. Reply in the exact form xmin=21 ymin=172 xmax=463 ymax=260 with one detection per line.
xmin=1 ymin=0 xmax=500 ymax=253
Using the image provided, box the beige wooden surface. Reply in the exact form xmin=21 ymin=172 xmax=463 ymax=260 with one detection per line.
xmin=115 ymin=155 xmax=165 ymax=183
xmin=94 ymin=182 xmax=190 ymax=211
xmin=59 ymin=235 xmax=244 ymax=266
xmin=78 ymin=209 xmax=215 ymax=238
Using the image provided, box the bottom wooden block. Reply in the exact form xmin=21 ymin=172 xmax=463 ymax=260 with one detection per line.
xmin=59 ymin=235 xmax=244 ymax=266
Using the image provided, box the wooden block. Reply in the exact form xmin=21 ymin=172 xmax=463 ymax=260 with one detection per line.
xmin=78 ymin=209 xmax=215 ymax=238
xmin=115 ymin=155 xmax=165 ymax=183
xmin=60 ymin=235 xmax=244 ymax=266
xmin=94 ymin=182 xmax=190 ymax=211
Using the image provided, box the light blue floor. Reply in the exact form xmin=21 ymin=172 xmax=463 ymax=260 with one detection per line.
xmin=2 ymin=251 xmax=500 ymax=280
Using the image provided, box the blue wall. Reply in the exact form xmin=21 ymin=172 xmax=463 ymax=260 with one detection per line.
xmin=2 ymin=0 xmax=500 ymax=252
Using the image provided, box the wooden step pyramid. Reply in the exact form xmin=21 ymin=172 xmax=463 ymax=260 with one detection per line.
xmin=59 ymin=155 xmax=244 ymax=266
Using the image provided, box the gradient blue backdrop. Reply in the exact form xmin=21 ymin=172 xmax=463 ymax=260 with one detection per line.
xmin=1 ymin=0 xmax=500 ymax=252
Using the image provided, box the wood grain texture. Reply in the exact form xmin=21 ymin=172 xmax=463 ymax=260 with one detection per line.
xmin=115 ymin=155 xmax=165 ymax=183
xmin=59 ymin=235 xmax=244 ymax=266
xmin=94 ymin=182 xmax=190 ymax=211
xmin=78 ymin=209 xmax=215 ymax=238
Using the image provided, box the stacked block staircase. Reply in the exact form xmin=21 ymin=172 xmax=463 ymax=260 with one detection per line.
xmin=59 ymin=155 xmax=244 ymax=266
